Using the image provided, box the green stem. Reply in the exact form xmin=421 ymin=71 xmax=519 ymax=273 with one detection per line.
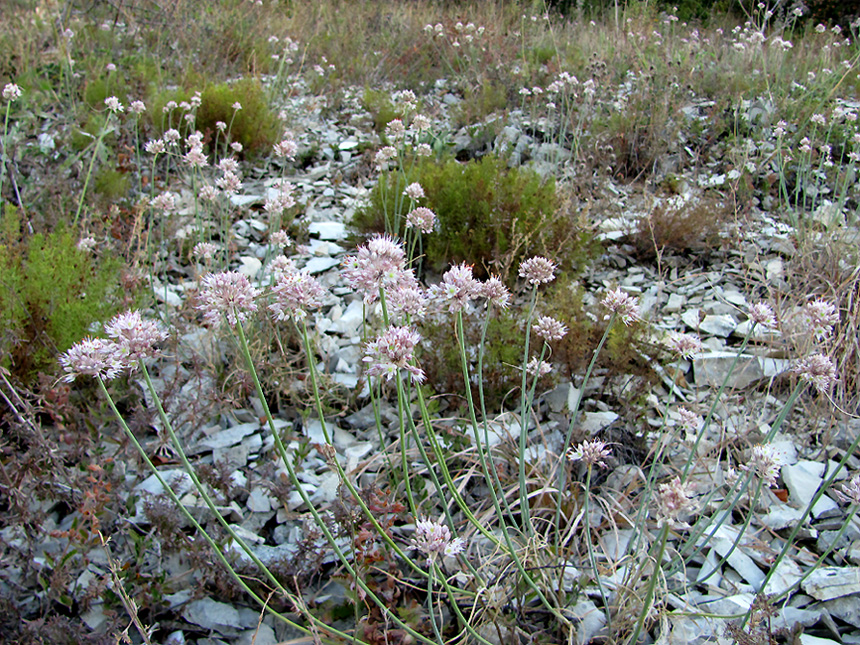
xmin=626 ymin=522 xmax=670 ymax=645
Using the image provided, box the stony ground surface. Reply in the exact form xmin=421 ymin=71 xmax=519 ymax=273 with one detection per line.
xmin=2 ymin=74 xmax=860 ymax=645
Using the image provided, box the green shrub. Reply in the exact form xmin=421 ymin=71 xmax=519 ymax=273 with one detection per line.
xmin=0 ymin=207 xmax=132 ymax=384
xmin=353 ymin=153 xmax=593 ymax=282
xmin=151 ymin=79 xmax=279 ymax=157
xmin=361 ymin=88 xmax=402 ymax=134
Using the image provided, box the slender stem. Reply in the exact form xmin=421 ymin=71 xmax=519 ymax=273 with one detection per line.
xmin=96 ymin=377 xmax=354 ymax=644
xmin=626 ymin=522 xmax=669 ymax=645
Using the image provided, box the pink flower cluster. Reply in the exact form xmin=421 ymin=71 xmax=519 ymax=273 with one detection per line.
xmin=363 ymin=325 xmax=425 ymax=383
xmin=410 ymin=518 xmax=465 ymax=564
xmin=59 ymin=311 xmax=167 ymax=382
xmin=342 ymin=235 xmax=417 ymax=304
xmin=196 ymin=271 xmax=259 ymax=327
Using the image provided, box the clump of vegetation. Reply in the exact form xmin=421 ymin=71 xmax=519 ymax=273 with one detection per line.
xmin=421 ymin=308 xmax=528 ymax=411
xmin=0 ymin=207 xmax=132 ymax=384
xmin=633 ymin=195 xmax=732 ymax=259
xmin=353 ymin=153 xmax=593 ymax=282
xmin=361 ymin=88 xmax=403 ymax=134
xmin=152 ymin=79 xmax=280 ymax=156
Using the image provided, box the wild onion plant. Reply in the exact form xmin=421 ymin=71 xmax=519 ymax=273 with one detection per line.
xmin=60 ymin=225 xmax=846 ymax=642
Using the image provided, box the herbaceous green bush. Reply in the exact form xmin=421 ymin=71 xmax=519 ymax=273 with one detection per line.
xmin=0 ymin=207 xmax=130 ymax=384
xmin=353 ymin=153 xmax=593 ymax=282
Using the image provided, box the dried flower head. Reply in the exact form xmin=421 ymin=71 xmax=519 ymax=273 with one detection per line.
xmin=410 ymin=518 xmax=465 ymax=564
xmin=567 ymin=439 xmax=612 ymax=468
xmin=104 ymin=96 xmax=124 ymax=113
xmin=384 ymin=119 xmax=405 ymax=140
xmin=533 ymin=315 xmax=568 ymax=342
xmin=655 ymin=476 xmax=697 ymax=524
xmin=374 ymin=146 xmax=397 ymax=171
xmin=793 ymin=353 xmax=837 ymax=394
xmin=104 ymin=310 xmax=168 ymax=363
xmin=481 ymin=276 xmax=510 ymax=310
xmin=525 ymin=356 xmax=553 ymax=377
xmin=269 ymin=269 xmax=327 ymax=322
xmin=676 ymin=407 xmax=700 ymax=433
xmin=741 ymin=443 xmax=786 ymax=488
xmin=428 ymin=263 xmax=482 ymax=313
xmin=803 ymin=299 xmax=839 ymax=340
xmin=602 ymin=287 xmax=641 ymax=325
xmin=59 ymin=337 xmax=127 ymax=382
xmin=196 ymin=271 xmax=259 ymax=327
xmin=273 ymin=139 xmax=298 ymax=159
xmin=363 ymin=325 xmax=425 ymax=383
xmin=835 ymin=473 xmax=860 ymax=505
xmin=413 ymin=114 xmax=432 ymax=131
xmin=144 ymin=139 xmax=165 ymax=155
xmin=666 ymin=332 xmax=703 ymax=359
xmin=749 ymin=302 xmax=777 ymax=329
xmin=193 ymin=242 xmax=218 ymax=261
xmin=403 ymin=182 xmax=425 ymax=201
xmin=405 ymin=207 xmax=436 ymax=233
xmin=519 ymin=256 xmax=557 ymax=285
xmin=151 ymin=192 xmax=177 ymax=213
xmin=184 ymin=146 xmax=208 ymax=168
xmin=77 ymin=236 xmax=97 ymax=252
xmin=270 ymin=230 xmax=292 ymax=248
xmin=2 ymin=83 xmax=22 ymax=101
xmin=215 ymin=170 xmax=241 ymax=194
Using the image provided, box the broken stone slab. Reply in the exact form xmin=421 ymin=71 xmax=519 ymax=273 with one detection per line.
xmin=697 ymin=314 xmax=737 ymax=337
xmin=247 ymin=487 xmax=276 ymax=513
xmin=822 ymin=595 xmax=860 ymax=629
xmin=568 ymin=599 xmax=605 ymax=645
xmin=543 ymin=381 xmax=581 ymax=414
xmin=693 ymin=352 xmax=765 ymax=388
xmin=761 ymin=504 xmax=806 ymax=530
xmin=182 ymin=597 xmax=244 ymax=633
xmin=303 ymin=256 xmax=340 ymax=274
xmin=236 ymin=623 xmax=277 ymax=645
xmin=782 ymin=461 xmax=840 ymax=518
xmin=581 ymin=410 xmax=619 ymax=434
xmin=195 ymin=422 xmax=261 ymax=452
xmin=308 ymin=221 xmax=348 ymax=240
xmin=656 ymin=613 xmax=728 ymax=645
xmin=802 ymin=567 xmax=860 ymax=601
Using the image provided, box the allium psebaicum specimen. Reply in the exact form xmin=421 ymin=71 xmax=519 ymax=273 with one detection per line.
xmin=196 ymin=271 xmax=259 ymax=327
xmin=410 ymin=517 xmax=465 ymax=565
xmin=363 ymin=325 xmax=425 ymax=383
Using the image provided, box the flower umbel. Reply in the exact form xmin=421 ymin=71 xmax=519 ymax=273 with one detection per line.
xmin=601 ymin=287 xmax=641 ymax=325
xmin=196 ymin=272 xmax=259 ymax=327
xmin=655 ymin=476 xmax=697 ymax=524
xmin=363 ymin=325 xmax=425 ymax=383
xmin=410 ymin=518 xmax=465 ymax=565
xmin=666 ymin=332 xmax=703 ymax=359
xmin=742 ymin=444 xmax=786 ymax=488
xmin=59 ymin=338 xmax=127 ymax=382
xmin=428 ymin=263 xmax=482 ymax=313
xmin=533 ymin=315 xmax=568 ymax=343
xmin=342 ymin=234 xmax=415 ymax=303
xmin=519 ymin=256 xmax=557 ymax=285
xmin=793 ymin=353 xmax=837 ymax=394
xmin=104 ymin=310 xmax=167 ymax=363
xmin=568 ymin=439 xmax=612 ymax=468
xmin=269 ymin=269 xmax=327 ymax=322
xmin=803 ymin=299 xmax=839 ymax=340
xmin=749 ymin=302 xmax=777 ymax=329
